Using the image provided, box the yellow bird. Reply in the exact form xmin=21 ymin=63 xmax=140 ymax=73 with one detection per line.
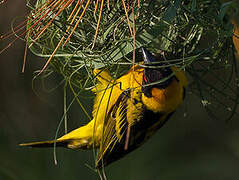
xmin=20 ymin=47 xmax=188 ymax=168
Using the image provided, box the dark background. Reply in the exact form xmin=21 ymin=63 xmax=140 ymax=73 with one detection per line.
xmin=1 ymin=1 xmax=239 ymax=180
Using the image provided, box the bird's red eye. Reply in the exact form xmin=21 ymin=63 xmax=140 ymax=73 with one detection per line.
xmin=143 ymin=75 xmax=148 ymax=83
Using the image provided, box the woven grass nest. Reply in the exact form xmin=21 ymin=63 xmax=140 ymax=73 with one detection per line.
xmin=20 ymin=0 xmax=238 ymax=120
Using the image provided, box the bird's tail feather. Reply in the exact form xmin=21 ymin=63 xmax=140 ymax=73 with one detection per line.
xmin=19 ymin=140 xmax=68 ymax=148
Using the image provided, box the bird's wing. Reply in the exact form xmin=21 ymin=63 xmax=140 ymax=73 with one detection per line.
xmin=96 ymin=89 xmax=146 ymax=167
xmin=96 ymin=90 xmax=127 ymax=152
xmin=95 ymin=90 xmax=131 ymax=166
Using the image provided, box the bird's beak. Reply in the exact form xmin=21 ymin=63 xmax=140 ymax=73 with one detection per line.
xmin=142 ymin=47 xmax=156 ymax=64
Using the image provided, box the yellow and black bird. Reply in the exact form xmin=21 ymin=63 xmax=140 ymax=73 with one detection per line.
xmin=20 ymin=47 xmax=187 ymax=168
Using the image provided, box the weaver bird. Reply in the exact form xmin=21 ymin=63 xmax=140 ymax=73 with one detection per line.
xmin=20 ymin=47 xmax=188 ymax=168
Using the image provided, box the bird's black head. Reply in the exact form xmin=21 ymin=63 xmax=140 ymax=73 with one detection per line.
xmin=141 ymin=47 xmax=174 ymax=97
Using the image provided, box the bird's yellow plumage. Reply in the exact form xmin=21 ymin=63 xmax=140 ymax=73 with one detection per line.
xmin=20 ymin=48 xmax=187 ymax=168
